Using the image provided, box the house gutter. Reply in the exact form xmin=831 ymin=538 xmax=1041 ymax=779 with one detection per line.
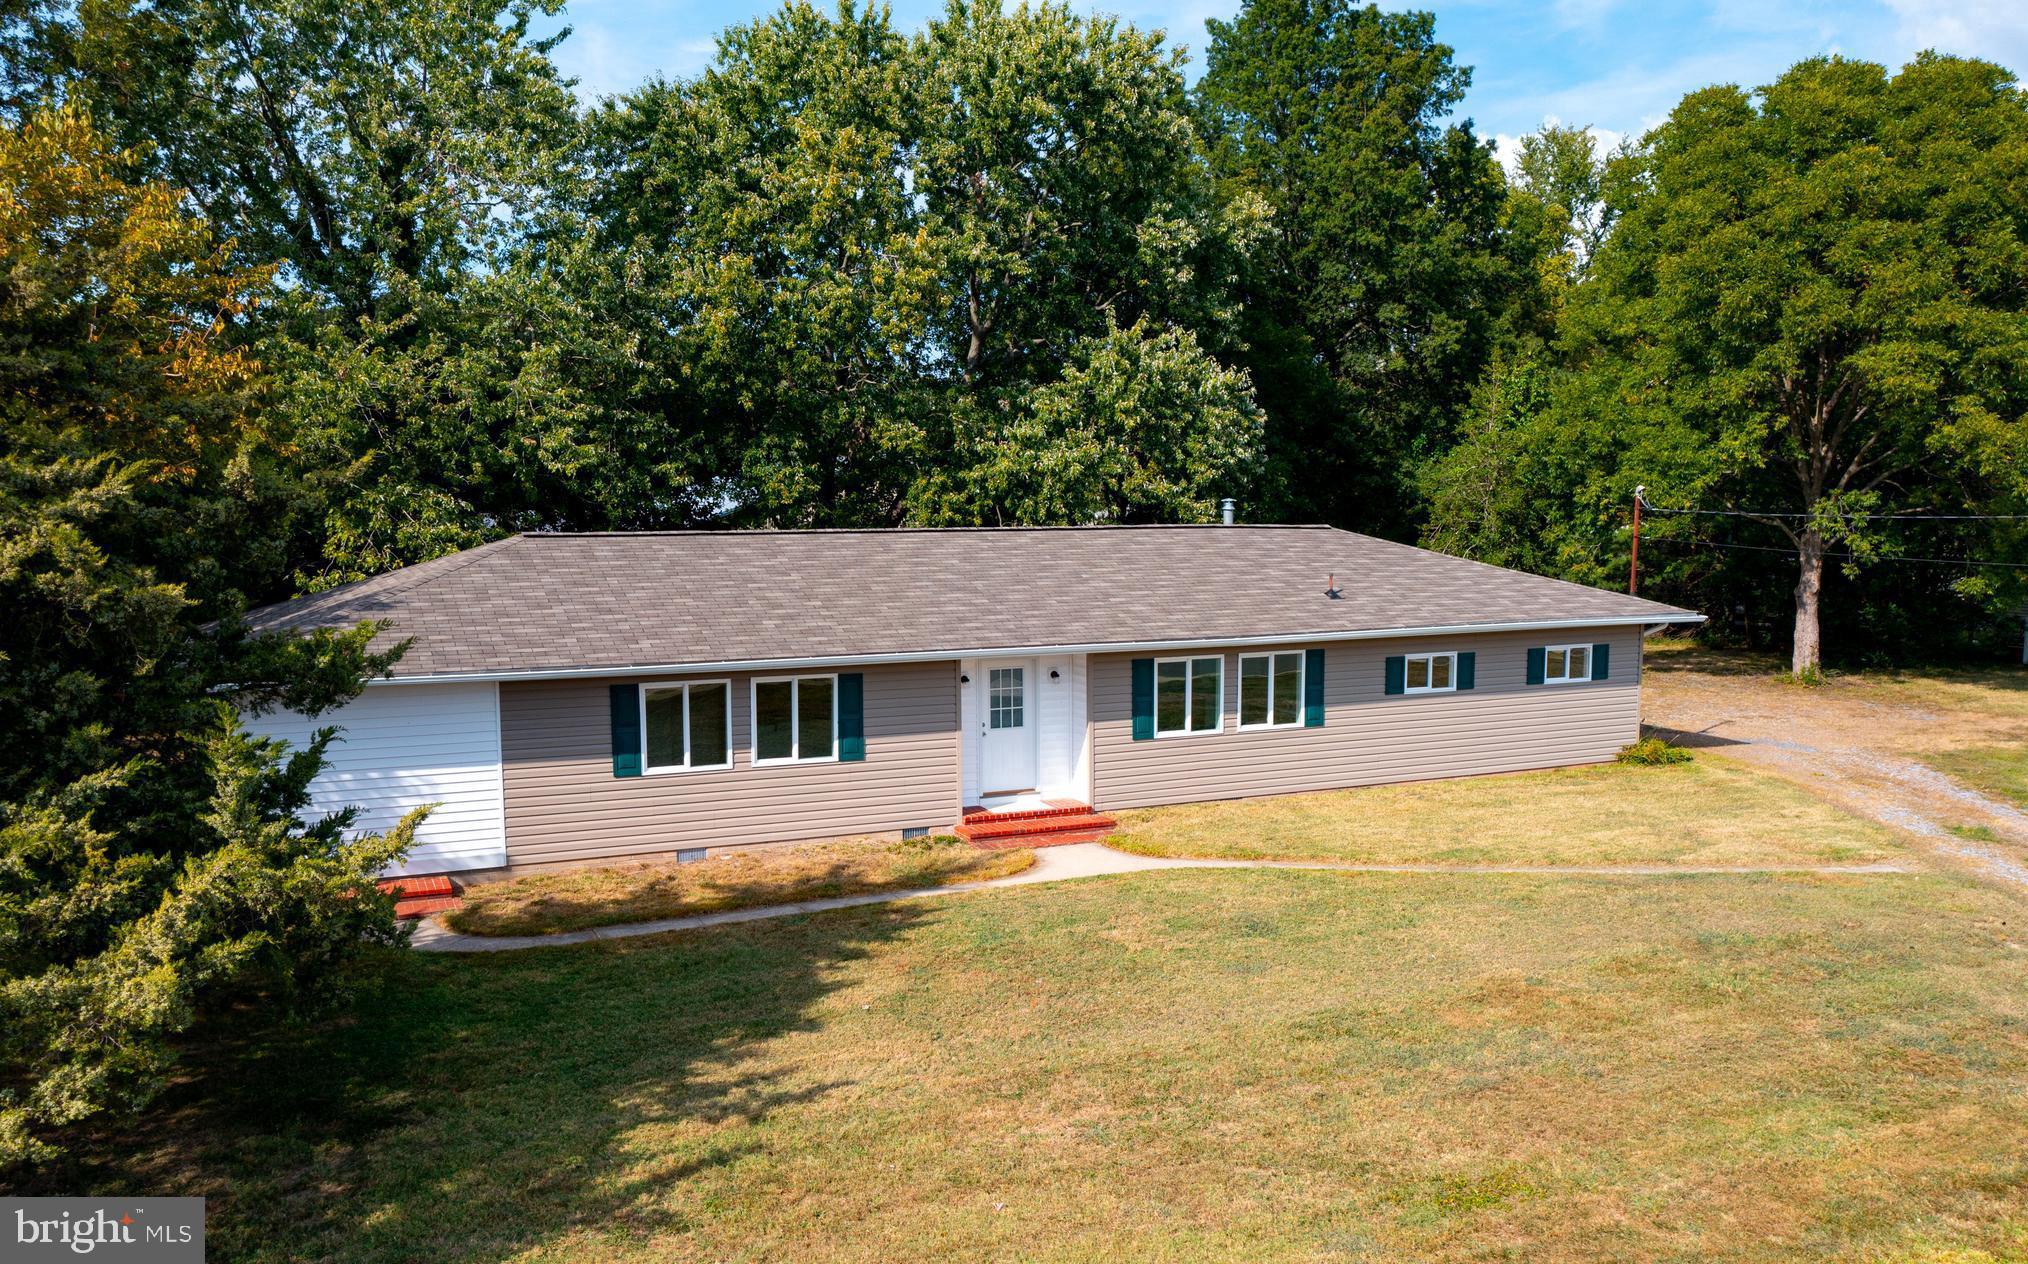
xmin=360 ymin=612 xmax=1706 ymax=688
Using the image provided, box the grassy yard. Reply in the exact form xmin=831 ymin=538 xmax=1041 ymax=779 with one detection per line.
xmin=1107 ymin=756 xmax=1903 ymax=867
xmin=445 ymin=836 xmax=1034 ymax=936
xmin=44 ymin=867 xmax=2028 ymax=1262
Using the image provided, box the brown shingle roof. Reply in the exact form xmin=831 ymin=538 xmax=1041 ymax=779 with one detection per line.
xmin=245 ymin=526 xmax=1701 ymax=681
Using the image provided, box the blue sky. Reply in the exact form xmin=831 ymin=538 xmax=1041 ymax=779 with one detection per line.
xmin=536 ymin=0 xmax=2025 ymax=162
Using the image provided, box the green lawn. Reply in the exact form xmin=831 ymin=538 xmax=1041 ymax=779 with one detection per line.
xmin=1107 ymin=757 xmax=1903 ymax=867
xmin=45 ymin=868 xmax=2028 ymax=1262
xmin=1925 ymin=746 xmax=2028 ymax=812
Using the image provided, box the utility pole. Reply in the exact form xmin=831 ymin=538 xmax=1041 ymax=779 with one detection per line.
xmin=1629 ymin=485 xmax=1645 ymax=596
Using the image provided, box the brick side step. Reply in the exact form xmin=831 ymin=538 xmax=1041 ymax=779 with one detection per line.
xmin=378 ymin=874 xmax=462 ymax=920
xmin=953 ymin=810 xmax=1117 ymax=845
xmin=394 ymin=894 xmax=463 ymax=919
xmin=377 ymin=874 xmax=454 ymax=899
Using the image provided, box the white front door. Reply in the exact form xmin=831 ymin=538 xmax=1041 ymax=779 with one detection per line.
xmin=977 ymin=660 xmax=1037 ymax=795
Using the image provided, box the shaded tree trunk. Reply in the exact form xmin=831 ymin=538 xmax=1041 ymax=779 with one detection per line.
xmin=1791 ymin=527 xmax=1824 ymax=675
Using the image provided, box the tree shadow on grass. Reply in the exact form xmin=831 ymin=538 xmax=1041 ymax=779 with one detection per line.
xmin=1642 ymin=721 xmax=1751 ymax=750
xmin=37 ymin=898 xmax=937 ymax=1262
xmin=1643 ymin=643 xmax=1785 ymax=677
xmin=457 ymin=846 xmax=992 ymax=937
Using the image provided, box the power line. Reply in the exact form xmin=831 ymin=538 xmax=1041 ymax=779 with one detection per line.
xmin=1637 ymin=502 xmax=2028 ymax=522
xmin=1643 ymin=535 xmax=2028 ymax=570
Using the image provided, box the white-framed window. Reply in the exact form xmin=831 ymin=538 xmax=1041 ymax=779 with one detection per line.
xmin=988 ymin=666 xmax=1024 ymax=730
xmin=1543 ymin=643 xmax=1593 ymax=685
xmin=1404 ymin=652 xmax=1457 ymax=694
xmin=641 ymin=680 xmax=733 ymax=773
xmin=751 ymin=674 xmax=838 ymax=764
xmin=1155 ymin=655 xmax=1223 ymax=736
xmin=1238 ymin=651 xmax=1304 ymax=729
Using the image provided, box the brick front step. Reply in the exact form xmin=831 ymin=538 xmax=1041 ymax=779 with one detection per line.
xmin=968 ymin=827 xmax=1115 ymax=851
xmin=960 ymin=801 xmax=1095 ymax=826
xmin=953 ymin=807 xmax=1117 ymax=845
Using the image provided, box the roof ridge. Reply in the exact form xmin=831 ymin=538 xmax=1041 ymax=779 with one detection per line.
xmin=519 ymin=524 xmax=1343 ymax=538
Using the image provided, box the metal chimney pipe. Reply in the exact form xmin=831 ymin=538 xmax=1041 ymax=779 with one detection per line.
xmin=1220 ymin=498 xmax=1236 ymax=525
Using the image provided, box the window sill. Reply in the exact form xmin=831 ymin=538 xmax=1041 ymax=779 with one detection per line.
xmin=1152 ymin=727 xmax=1225 ymax=739
xmin=1235 ymin=721 xmax=1305 ymax=731
xmin=751 ymin=755 xmax=843 ymax=767
xmin=642 ymin=762 xmax=734 ymax=776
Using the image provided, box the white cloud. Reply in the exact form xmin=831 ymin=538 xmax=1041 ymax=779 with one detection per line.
xmin=1551 ymin=0 xmax=1619 ymax=32
xmin=1883 ymin=0 xmax=2028 ymax=74
xmin=557 ymin=26 xmax=720 ymax=99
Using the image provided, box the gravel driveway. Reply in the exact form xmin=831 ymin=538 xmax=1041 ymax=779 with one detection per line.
xmin=1642 ymin=646 xmax=2028 ymax=891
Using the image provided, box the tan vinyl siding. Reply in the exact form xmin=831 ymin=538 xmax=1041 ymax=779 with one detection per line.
xmin=1090 ymin=628 xmax=1644 ymax=811
xmin=500 ymin=662 xmax=960 ymax=867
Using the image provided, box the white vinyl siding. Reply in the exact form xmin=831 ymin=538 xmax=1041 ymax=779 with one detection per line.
xmin=240 ymin=682 xmax=506 ymax=875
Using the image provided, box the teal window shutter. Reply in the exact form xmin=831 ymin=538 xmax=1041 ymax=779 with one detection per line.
xmin=1384 ymin=655 xmax=1406 ymax=696
xmin=1130 ymin=658 xmax=1155 ymax=740
xmin=1591 ymin=643 xmax=1610 ymax=681
xmin=610 ymin=683 xmax=642 ymax=777
xmin=838 ymin=672 xmax=866 ymax=761
xmin=1457 ymin=651 xmax=1476 ymax=691
xmin=1303 ymin=648 xmax=1325 ymax=726
xmin=1526 ymin=647 xmax=1546 ymax=686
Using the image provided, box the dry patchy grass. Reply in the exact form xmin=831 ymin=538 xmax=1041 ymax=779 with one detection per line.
xmin=1107 ymin=756 xmax=1901 ymax=867
xmin=1925 ymin=746 xmax=2028 ymax=811
xmin=47 ymin=868 xmax=2028 ymax=1262
xmin=444 ymin=836 xmax=1034 ymax=936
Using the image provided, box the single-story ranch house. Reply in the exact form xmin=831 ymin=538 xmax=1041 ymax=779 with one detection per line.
xmin=243 ymin=525 xmax=1701 ymax=878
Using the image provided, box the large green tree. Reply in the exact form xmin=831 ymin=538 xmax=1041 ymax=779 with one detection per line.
xmin=1425 ymin=57 xmax=2028 ymax=668
xmin=577 ymin=0 xmax=1264 ymax=528
xmin=38 ymin=0 xmax=659 ymax=584
xmin=1195 ymin=0 xmax=1534 ymax=535
xmin=0 ymin=105 xmax=412 ymax=1167
xmin=1568 ymin=55 xmax=2028 ymax=671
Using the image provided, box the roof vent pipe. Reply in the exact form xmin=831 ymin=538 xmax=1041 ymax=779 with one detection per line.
xmin=1220 ymin=498 xmax=1236 ymax=525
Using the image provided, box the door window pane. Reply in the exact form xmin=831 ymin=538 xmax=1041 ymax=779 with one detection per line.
xmin=644 ymin=687 xmax=685 ymax=769
xmin=690 ymin=682 xmax=729 ymax=766
xmin=755 ymin=680 xmax=794 ymax=760
xmin=1240 ymin=656 xmax=1269 ymax=726
xmin=798 ymin=676 xmax=835 ymax=759
xmin=1273 ymin=653 xmax=1302 ymax=723
xmin=1190 ymin=657 xmax=1221 ymax=732
xmin=989 ymin=668 xmax=1024 ymax=729
xmin=1156 ymin=660 xmax=1188 ymax=733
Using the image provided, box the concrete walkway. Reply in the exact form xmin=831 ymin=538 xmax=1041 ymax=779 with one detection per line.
xmin=409 ymin=843 xmax=1908 ymax=954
